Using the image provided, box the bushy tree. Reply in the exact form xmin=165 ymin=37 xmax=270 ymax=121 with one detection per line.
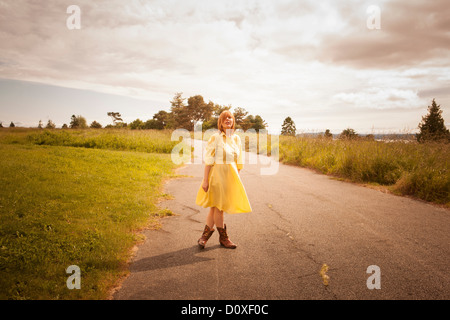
xmin=339 ymin=128 xmax=358 ymax=140
xmin=129 ymin=118 xmax=144 ymax=130
xmin=90 ymin=121 xmax=102 ymax=129
xmin=242 ymin=115 xmax=267 ymax=132
xmin=152 ymin=110 xmax=170 ymax=129
xmin=233 ymin=107 xmax=249 ymax=129
xmin=281 ymin=117 xmax=296 ymax=136
xmin=416 ymin=99 xmax=450 ymax=143
xmin=9 ymin=121 xmax=15 ymax=128
xmin=324 ymin=129 xmax=333 ymax=139
xmin=70 ymin=115 xmax=88 ymax=129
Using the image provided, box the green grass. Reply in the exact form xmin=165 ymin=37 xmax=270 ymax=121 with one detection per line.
xmin=0 ymin=143 xmax=177 ymax=299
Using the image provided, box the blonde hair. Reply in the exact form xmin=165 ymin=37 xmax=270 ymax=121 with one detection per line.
xmin=217 ymin=110 xmax=235 ymax=133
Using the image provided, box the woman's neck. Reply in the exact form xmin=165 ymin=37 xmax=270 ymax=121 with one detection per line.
xmin=222 ymin=129 xmax=233 ymax=137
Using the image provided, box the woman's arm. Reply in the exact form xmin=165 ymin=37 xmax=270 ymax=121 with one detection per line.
xmin=202 ymin=165 xmax=212 ymax=192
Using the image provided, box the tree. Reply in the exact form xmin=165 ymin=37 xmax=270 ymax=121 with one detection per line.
xmin=324 ymin=129 xmax=333 ymax=139
xmin=0 ymin=122 xmax=3 ymax=128
xmin=281 ymin=117 xmax=296 ymax=136
xmin=339 ymin=128 xmax=358 ymax=140
xmin=170 ymin=92 xmax=191 ymax=130
xmin=70 ymin=115 xmax=88 ymax=129
xmin=9 ymin=121 xmax=15 ymax=128
xmin=46 ymin=120 xmax=56 ymax=129
xmin=152 ymin=110 xmax=170 ymax=129
xmin=141 ymin=119 xmax=159 ymax=129
xmin=416 ymin=99 xmax=450 ymax=143
xmin=38 ymin=120 xmax=43 ymax=129
xmin=252 ymin=115 xmax=267 ymax=132
xmin=187 ymin=95 xmax=213 ymax=125
xmin=240 ymin=115 xmax=254 ymax=131
xmin=129 ymin=118 xmax=144 ymax=130
xmin=233 ymin=107 xmax=249 ymax=129
xmin=90 ymin=121 xmax=102 ymax=129
xmin=62 ymin=123 xmax=68 ymax=129
xmin=107 ymin=112 xmax=124 ymax=126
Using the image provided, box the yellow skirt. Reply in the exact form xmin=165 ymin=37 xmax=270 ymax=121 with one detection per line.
xmin=195 ymin=163 xmax=252 ymax=214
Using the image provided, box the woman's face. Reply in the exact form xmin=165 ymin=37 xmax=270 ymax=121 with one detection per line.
xmin=223 ymin=115 xmax=233 ymax=129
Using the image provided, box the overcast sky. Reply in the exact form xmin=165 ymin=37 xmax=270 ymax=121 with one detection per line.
xmin=0 ymin=0 xmax=449 ymax=133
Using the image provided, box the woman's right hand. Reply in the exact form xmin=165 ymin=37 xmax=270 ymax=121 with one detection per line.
xmin=202 ymin=179 xmax=209 ymax=192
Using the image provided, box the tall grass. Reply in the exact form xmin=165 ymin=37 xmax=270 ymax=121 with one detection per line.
xmin=0 ymin=128 xmax=178 ymax=154
xmin=278 ymin=136 xmax=449 ymax=206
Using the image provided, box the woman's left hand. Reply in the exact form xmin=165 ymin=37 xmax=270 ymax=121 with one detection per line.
xmin=202 ymin=179 xmax=209 ymax=192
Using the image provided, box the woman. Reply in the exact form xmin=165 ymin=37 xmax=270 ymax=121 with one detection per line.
xmin=195 ymin=110 xmax=252 ymax=249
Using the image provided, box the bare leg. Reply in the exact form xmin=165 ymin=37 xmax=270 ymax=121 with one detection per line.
xmin=213 ymin=207 xmax=224 ymax=228
xmin=206 ymin=207 xmax=215 ymax=229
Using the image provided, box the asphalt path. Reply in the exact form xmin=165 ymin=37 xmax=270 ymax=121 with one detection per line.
xmin=113 ymin=140 xmax=449 ymax=300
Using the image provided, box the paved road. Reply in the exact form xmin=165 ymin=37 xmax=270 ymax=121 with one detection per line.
xmin=113 ymin=142 xmax=450 ymax=300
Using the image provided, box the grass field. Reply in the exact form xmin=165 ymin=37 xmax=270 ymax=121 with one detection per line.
xmin=0 ymin=129 xmax=178 ymax=299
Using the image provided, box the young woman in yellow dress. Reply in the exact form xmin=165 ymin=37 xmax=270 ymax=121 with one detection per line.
xmin=195 ymin=110 xmax=252 ymax=249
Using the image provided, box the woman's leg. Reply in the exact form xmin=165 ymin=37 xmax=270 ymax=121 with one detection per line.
xmin=215 ymin=208 xmax=236 ymax=249
xmin=213 ymin=207 xmax=224 ymax=228
xmin=206 ymin=207 xmax=215 ymax=228
xmin=198 ymin=207 xmax=216 ymax=249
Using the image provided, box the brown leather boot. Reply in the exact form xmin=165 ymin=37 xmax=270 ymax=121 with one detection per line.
xmin=217 ymin=224 xmax=237 ymax=249
xmin=198 ymin=225 xmax=215 ymax=249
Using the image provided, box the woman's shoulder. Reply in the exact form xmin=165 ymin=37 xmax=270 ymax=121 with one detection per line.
xmin=207 ymin=131 xmax=220 ymax=142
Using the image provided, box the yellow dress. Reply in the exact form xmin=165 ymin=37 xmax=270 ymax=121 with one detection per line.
xmin=195 ymin=131 xmax=252 ymax=214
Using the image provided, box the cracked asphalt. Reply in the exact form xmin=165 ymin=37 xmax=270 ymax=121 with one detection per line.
xmin=113 ymin=143 xmax=450 ymax=300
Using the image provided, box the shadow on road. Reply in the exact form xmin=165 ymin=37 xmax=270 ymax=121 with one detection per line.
xmin=130 ymin=245 xmax=220 ymax=272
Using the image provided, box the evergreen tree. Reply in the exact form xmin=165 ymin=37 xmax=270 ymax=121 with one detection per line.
xmin=46 ymin=120 xmax=56 ymax=129
xmin=416 ymin=99 xmax=450 ymax=142
xmin=170 ymin=92 xmax=191 ymax=130
xmin=9 ymin=121 xmax=15 ymax=128
xmin=281 ymin=117 xmax=296 ymax=136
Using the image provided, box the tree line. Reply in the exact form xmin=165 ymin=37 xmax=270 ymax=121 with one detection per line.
xmin=279 ymin=99 xmax=449 ymax=143
xmin=2 ymin=96 xmax=448 ymax=143
xmin=31 ymin=92 xmax=268 ymax=132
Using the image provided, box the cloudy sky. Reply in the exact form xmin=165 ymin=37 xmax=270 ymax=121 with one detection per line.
xmin=0 ymin=0 xmax=449 ymax=133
